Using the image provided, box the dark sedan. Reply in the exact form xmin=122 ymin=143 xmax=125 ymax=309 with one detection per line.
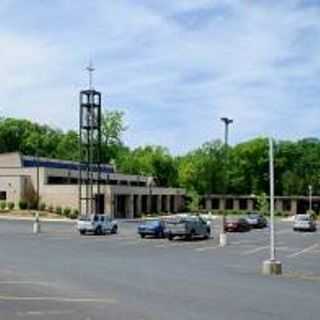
xmin=138 ymin=220 xmax=166 ymax=238
xmin=224 ymin=217 xmax=251 ymax=232
xmin=245 ymin=213 xmax=268 ymax=228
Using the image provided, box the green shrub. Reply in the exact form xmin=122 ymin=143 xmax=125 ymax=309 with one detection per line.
xmin=275 ymin=211 xmax=283 ymax=217
xmin=307 ymin=210 xmax=317 ymax=220
xmin=39 ymin=203 xmax=46 ymax=211
xmin=63 ymin=207 xmax=71 ymax=217
xmin=0 ymin=201 xmax=6 ymax=210
xmin=56 ymin=206 xmax=62 ymax=215
xmin=69 ymin=209 xmax=79 ymax=220
xmin=19 ymin=200 xmax=28 ymax=210
xmin=7 ymin=202 xmax=15 ymax=210
xmin=27 ymin=200 xmax=38 ymax=210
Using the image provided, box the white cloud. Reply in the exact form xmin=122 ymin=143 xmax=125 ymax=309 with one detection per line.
xmin=1 ymin=1 xmax=320 ymax=154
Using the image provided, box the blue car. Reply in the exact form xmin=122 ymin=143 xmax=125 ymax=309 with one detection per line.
xmin=138 ymin=220 xmax=166 ymax=238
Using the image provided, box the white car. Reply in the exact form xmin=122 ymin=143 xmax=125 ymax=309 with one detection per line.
xmin=77 ymin=215 xmax=118 ymax=235
xmin=293 ymin=214 xmax=317 ymax=232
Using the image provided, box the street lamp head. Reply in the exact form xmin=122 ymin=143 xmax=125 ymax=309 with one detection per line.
xmin=220 ymin=117 xmax=233 ymax=125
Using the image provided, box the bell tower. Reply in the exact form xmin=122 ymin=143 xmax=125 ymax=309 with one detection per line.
xmin=78 ymin=62 xmax=103 ymax=216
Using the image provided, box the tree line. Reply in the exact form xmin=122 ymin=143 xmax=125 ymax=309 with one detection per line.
xmin=0 ymin=115 xmax=319 ymax=196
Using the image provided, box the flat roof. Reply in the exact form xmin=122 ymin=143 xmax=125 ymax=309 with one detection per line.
xmin=22 ymin=155 xmax=114 ymax=174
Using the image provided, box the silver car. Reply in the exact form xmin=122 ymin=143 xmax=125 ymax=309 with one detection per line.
xmin=293 ymin=214 xmax=317 ymax=232
xmin=77 ymin=215 xmax=118 ymax=235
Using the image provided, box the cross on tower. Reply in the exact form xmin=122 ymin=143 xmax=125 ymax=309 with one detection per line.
xmin=86 ymin=60 xmax=95 ymax=90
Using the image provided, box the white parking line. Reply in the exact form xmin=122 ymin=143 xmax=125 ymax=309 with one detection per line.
xmin=0 ymin=295 xmax=117 ymax=303
xmin=195 ymin=246 xmax=218 ymax=252
xmin=241 ymin=245 xmax=269 ymax=256
xmin=17 ymin=310 xmax=75 ymax=317
xmin=277 ymin=229 xmax=292 ymax=235
xmin=286 ymin=244 xmax=319 ymax=258
xmin=0 ymin=281 xmax=51 ymax=286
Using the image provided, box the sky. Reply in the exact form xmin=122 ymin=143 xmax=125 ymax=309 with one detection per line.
xmin=1 ymin=0 xmax=320 ymax=154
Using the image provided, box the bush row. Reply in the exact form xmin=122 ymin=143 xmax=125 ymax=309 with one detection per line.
xmin=208 ymin=210 xmax=291 ymax=217
xmin=0 ymin=201 xmax=15 ymax=210
xmin=17 ymin=200 xmax=79 ymax=219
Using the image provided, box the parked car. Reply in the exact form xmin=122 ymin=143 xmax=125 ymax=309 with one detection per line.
xmin=224 ymin=217 xmax=251 ymax=232
xmin=138 ymin=220 xmax=166 ymax=238
xmin=165 ymin=216 xmax=211 ymax=241
xmin=293 ymin=214 xmax=317 ymax=232
xmin=77 ymin=214 xmax=118 ymax=235
xmin=245 ymin=212 xmax=268 ymax=228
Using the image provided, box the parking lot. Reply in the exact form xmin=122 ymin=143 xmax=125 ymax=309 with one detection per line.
xmin=0 ymin=218 xmax=319 ymax=319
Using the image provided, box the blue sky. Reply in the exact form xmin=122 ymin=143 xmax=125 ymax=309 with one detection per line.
xmin=1 ymin=0 xmax=320 ymax=154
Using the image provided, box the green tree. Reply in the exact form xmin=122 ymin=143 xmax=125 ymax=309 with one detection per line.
xmin=256 ymin=193 xmax=269 ymax=215
xmin=101 ymin=110 xmax=128 ymax=163
xmin=117 ymin=145 xmax=178 ymax=187
xmin=186 ymin=189 xmax=200 ymax=213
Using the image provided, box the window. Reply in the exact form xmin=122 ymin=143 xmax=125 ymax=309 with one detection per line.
xmin=0 ymin=191 xmax=7 ymax=200
xmin=283 ymin=200 xmax=291 ymax=211
xmin=212 ymin=199 xmax=219 ymax=210
xmin=47 ymin=176 xmax=68 ymax=184
xmin=239 ymin=199 xmax=247 ymax=210
xmin=226 ymin=199 xmax=233 ymax=210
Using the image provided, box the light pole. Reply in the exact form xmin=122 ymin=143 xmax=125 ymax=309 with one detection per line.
xmin=308 ymin=185 xmax=313 ymax=212
xmin=147 ymin=177 xmax=154 ymax=214
xmin=219 ymin=117 xmax=233 ymax=247
xmin=262 ymin=138 xmax=282 ymax=275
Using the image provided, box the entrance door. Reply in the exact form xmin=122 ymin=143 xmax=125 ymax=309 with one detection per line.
xmin=95 ymin=194 xmax=105 ymax=214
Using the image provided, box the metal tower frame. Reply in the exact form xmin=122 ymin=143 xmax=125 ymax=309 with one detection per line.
xmin=79 ymin=65 xmax=102 ymax=216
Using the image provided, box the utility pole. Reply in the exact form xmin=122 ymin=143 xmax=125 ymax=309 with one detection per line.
xmin=219 ymin=117 xmax=233 ymax=247
xmin=308 ymin=185 xmax=313 ymax=212
xmin=262 ymin=138 xmax=282 ymax=275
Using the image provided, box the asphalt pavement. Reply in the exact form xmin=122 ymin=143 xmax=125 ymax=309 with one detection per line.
xmin=0 ymin=218 xmax=319 ymax=319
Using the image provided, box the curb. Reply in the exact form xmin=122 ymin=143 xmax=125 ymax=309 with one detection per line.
xmin=0 ymin=215 xmax=75 ymax=223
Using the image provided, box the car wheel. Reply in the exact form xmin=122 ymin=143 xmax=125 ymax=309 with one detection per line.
xmin=80 ymin=230 xmax=86 ymax=235
xmin=140 ymin=234 xmax=145 ymax=238
xmin=186 ymin=230 xmax=195 ymax=241
xmin=95 ymin=226 xmax=102 ymax=235
xmin=204 ymin=228 xmax=211 ymax=239
xmin=168 ymin=234 xmax=173 ymax=241
xmin=111 ymin=225 xmax=118 ymax=234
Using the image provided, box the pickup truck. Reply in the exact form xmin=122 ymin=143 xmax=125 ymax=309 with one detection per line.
xmin=77 ymin=214 xmax=118 ymax=235
xmin=165 ymin=216 xmax=211 ymax=241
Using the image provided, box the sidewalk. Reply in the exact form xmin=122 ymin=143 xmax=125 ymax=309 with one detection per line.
xmin=0 ymin=215 xmax=75 ymax=223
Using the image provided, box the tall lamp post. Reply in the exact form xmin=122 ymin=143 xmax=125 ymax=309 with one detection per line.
xmin=262 ymin=138 xmax=282 ymax=275
xmin=219 ymin=117 xmax=233 ymax=247
xmin=147 ymin=177 xmax=154 ymax=214
xmin=308 ymin=185 xmax=313 ymax=212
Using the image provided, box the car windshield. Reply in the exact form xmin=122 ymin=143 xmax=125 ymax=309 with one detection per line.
xmin=147 ymin=221 xmax=160 ymax=226
xmin=248 ymin=214 xmax=259 ymax=218
xmin=79 ymin=216 xmax=91 ymax=221
xmin=226 ymin=218 xmax=238 ymax=223
xmin=296 ymin=215 xmax=310 ymax=221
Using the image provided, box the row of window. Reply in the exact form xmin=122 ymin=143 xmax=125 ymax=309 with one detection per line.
xmin=208 ymin=198 xmax=292 ymax=211
xmin=46 ymin=176 xmax=146 ymax=187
